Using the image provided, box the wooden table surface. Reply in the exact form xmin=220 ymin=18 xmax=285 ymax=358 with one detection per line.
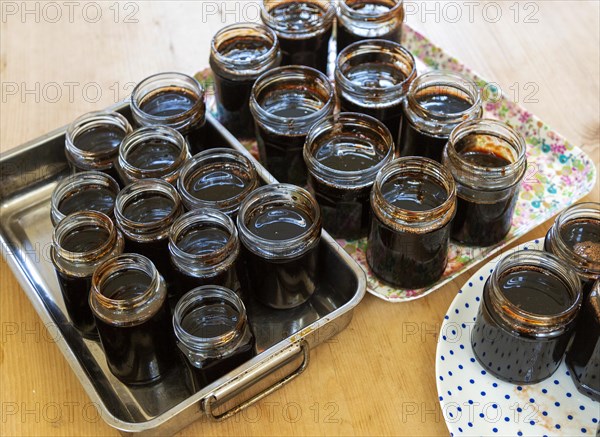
xmin=1 ymin=1 xmax=598 ymax=435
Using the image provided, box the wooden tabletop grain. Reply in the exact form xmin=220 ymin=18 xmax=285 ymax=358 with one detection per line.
xmin=1 ymin=1 xmax=598 ymax=435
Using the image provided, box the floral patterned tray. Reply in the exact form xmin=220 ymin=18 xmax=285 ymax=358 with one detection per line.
xmin=197 ymin=24 xmax=597 ymax=303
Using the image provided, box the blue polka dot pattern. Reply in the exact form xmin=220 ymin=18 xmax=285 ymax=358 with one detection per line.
xmin=436 ymin=240 xmax=600 ymax=436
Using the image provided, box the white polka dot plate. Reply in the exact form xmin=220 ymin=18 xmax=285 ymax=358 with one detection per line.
xmin=436 ymin=240 xmax=600 ymax=436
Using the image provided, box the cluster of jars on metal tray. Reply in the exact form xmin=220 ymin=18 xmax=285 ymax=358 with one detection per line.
xmin=48 ymin=0 xmax=600 ymax=397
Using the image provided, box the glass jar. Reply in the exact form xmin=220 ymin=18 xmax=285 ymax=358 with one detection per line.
xmin=250 ymin=65 xmax=335 ymax=185
xmin=335 ymin=39 xmax=416 ymax=143
xmin=237 ymin=184 xmax=322 ymax=309
xmin=336 ymin=0 xmax=404 ymax=53
xmin=367 ymin=157 xmax=456 ymax=289
xmin=51 ymin=211 xmax=124 ymax=339
xmin=50 ymin=171 xmax=120 ymax=227
xmin=544 ymin=202 xmax=600 ymax=294
xmin=304 ymin=112 xmax=394 ymax=239
xmin=177 ymin=148 xmax=259 ymax=217
xmin=168 ymin=209 xmax=242 ymax=301
xmin=566 ymin=280 xmax=600 ymax=401
xmin=65 ymin=110 xmax=132 ymax=184
xmin=443 ymin=119 xmax=527 ymax=247
xmin=117 ymin=126 xmax=190 ymax=185
xmin=173 ymin=285 xmax=255 ymax=388
xmin=399 ymin=70 xmax=482 ymax=162
xmin=260 ymin=0 xmax=335 ymax=73
xmin=210 ymin=23 xmax=281 ymax=137
xmin=90 ymin=254 xmax=176 ymax=384
xmin=130 ymin=72 xmax=206 ymax=155
xmin=471 ymin=250 xmax=582 ymax=384
xmin=114 ymin=178 xmax=183 ymax=287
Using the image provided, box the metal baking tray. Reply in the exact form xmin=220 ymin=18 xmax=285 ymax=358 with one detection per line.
xmin=0 ymin=105 xmax=366 ymax=435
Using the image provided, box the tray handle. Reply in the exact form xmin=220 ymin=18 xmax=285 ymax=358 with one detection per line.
xmin=202 ymin=341 xmax=309 ymax=421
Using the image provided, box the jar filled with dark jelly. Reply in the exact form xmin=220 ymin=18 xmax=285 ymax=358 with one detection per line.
xmin=90 ymin=253 xmax=176 ymax=384
xmin=471 ymin=250 xmax=582 ymax=384
xmin=250 ymin=65 xmax=335 ymax=185
xmin=114 ymin=178 xmax=183 ymax=288
xmin=210 ymin=23 xmax=281 ymax=137
xmin=117 ymin=126 xmax=190 ymax=185
xmin=51 ymin=212 xmax=124 ymax=339
xmin=131 ymin=72 xmax=206 ymax=155
xmin=50 ymin=171 xmax=120 ymax=227
xmin=544 ymin=202 xmax=600 ymax=294
xmin=65 ymin=111 xmax=132 ymax=184
xmin=303 ymin=112 xmax=394 ymax=239
xmin=237 ymin=184 xmax=321 ymax=309
xmin=260 ymin=0 xmax=335 ymax=74
xmin=173 ymin=285 xmax=255 ymax=388
xmin=336 ymin=0 xmax=404 ymax=54
xmin=443 ymin=119 xmax=527 ymax=247
xmin=399 ymin=70 xmax=482 ymax=162
xmin=177 ymin=148 xmax=259 ymax=217
xmin=566 ymin=280 xmax=600 ymax=401
xmin=168 ymin=209 xmax=242 ymax=301
xmin=367 ymin=157 xmax=456 ymax=289
xmin=335 ymin=39 xmax=416 ymax=143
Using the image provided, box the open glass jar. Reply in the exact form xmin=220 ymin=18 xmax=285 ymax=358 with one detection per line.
xmin=367 ymin=157 xmax=456 ymax=289
xmin=250 ymin=65 xmax=335 ymax=185
xmin=399 ymin=70 xmax=482 ymax=162
xmin=90 ymin=254 xmax=176 ymax=384
xmin=51 ymin=211 xmax=124 ymax=339
xmin=336 ymin=0 xmax=404 ymax=53
xmin=237 ymin=184 xmax=322 ymax=309
xmin=173 ymin=285 xmax=255 ymax=388
xmin=471 ymin=250 xmax=582 ymax=384
xmin=304 ymin=112 xmax=394 ymax=239
xmin=335 ymin=39 xmax=416 ymax=143
xmin=131 ymin=72 xmax=206 ymax=154
xmin=210 ymin=22 xmax=281 ymax=137
xmin=443 ymin=119 xmax=527 ymax=247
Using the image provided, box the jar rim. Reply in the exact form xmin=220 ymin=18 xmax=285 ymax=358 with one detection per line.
xmin=211 ymin=22 xmax=280 ymax=70
xmin=338 ymin=0 xmax=404 ymax=21
xmin=260 ymin=0 xmax=336 ymax=36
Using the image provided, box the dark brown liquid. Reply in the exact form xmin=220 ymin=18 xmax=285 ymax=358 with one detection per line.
xmin=338 ymin=62 xmax=408 ymax=141
xmin=268 ymin=2 xmax=332 ymax=73
xmin=184 ymin=167 xmax=249 ymax=203
xmin=125 ymin=138 xmax=181 ymax=171
xmin=58 ymin=186 xmax=116 ymax=219
xmin=248 ymin=205 xmax=312 ymax=240
xmin=399 ymin=92 xmax=474 ymax=162
xmin=451 ymin=135 xmax=519 ymax=247
xmin=211 ymin=35 xmax=278 ymax=137
xmin=95 ymin=269 xmax=175 ymax=384
xmin=367 ymin=174 xmax=450 ymax=288
xmin=74 ymin=124 xmax=125 ymax=154
xmin=55 ymin=226 xmax=109 ymax=339
xmin=337 ymin=0 xmax=403 ymax=53
xmin=471 ymin=272 xmax=576 ymax=384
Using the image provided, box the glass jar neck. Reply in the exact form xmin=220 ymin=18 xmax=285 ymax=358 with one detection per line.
xmin=371 ymin=157 xmax=456 ymax=233
xmin=90 ymin=254 xmax=167 ymax=327
xmin=177 ymin=148 xmax=258 ymax=216
xmin=304 ymin=112 xmax=395 ymax=188
xmin=250 ymin=65 xmax=335 ymax=135
xmin=486 ymin=250 xmax=582 ymax=337
xmin=65 ymin=111 xmax=132 ymax=170
xmin=131 ymin=72 xmax=206 ymax=133
xmin=443 ymin=119 xmax=527 ymax=196
xmin=237 ymin=183 xmax=321 ymax=259
xmin=115 ymin=178 xmax=183 ymax=242
xmin=338 ymin=0 xmax=404 ymax=33
xmin=210 ymin=23 xmax=281 ymax=79
xmin=335 ymin=39 xmax=416 ymax=107
xmin=546 ymin=202 xmax=600 ymax=281
xmin=169 ymin=209 xmax=240 ymax=277
xmin=404 ymin=70 xmax=482 ymax=137
xmin=261 ymin=0 xmax=335 ymax=38
xmin=50 ymin=171 xmax=120 ymax=226
xmin=118 ymin=126 xmax=190 ymax=185
xmin=51 ymin=211 xmax=124 ymax=277
xmin=173 ymin=286 xmax=250 ymax=365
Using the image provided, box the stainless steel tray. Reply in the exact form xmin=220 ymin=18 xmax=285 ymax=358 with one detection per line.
xmin=0 ymin=105 xmax=366 ymax=435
